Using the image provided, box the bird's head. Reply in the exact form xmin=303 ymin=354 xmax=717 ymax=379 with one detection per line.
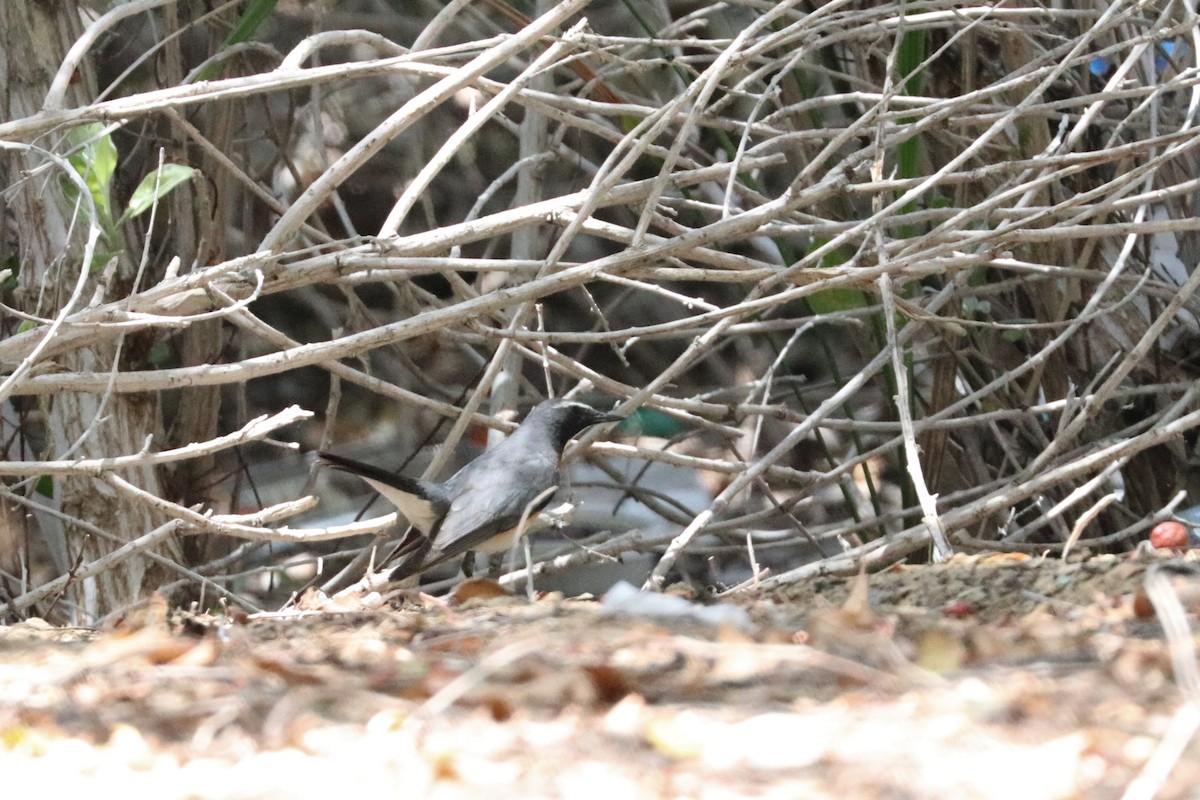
xmin=523 ymin=398 xmax=624 ymax=451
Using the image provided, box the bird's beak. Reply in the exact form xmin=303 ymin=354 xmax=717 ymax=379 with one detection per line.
xmin=599 ymin=411 xmax=625 ymax=425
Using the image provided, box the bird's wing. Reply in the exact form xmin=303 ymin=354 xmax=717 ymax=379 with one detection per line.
xmin=317 ymin=451 xmax=450 ymax=534
xmin=429 ymin=447 xmax=558 ymax=559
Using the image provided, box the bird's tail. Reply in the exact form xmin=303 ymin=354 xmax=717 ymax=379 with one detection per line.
xmin=316 ymin=450 xmax=434 ymax=496
xmin=317 ymin=450 xmax=460 ymax=582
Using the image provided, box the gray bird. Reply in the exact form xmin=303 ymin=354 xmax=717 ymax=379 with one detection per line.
xmin=317 ymin=398 xmax=623 ymax=580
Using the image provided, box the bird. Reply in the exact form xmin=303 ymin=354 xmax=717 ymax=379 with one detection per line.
xmin=317 ymin=398 xmax=623 ymax=581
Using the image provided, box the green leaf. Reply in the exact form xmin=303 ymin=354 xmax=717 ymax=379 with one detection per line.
xmin=799 ymin=239 xmax=871 ymax=314
xmin=67 ymin=123 xmax=117 ymax=188
xmin=224 ymin=0 xmax=278 ymax=46
xmin=148 ymin=340 xmax=173 ymax=368
xmin=192 ymin=0 xmax=278 ymax=82
xmin=807 ymin=287 xmax=870 ymax=315
xmin=16 ymin=319 xmax=37 ymax=334
xmin=35 ymin=475 xmax=53 ymax=499
xmin=1001 ymin=321 xmax=1035 ymax=343
xmin=897 ymin=20 xmax=926 ymax=99
xmin=65 ymin=123 xmax=117 ymax=222
xmin=122 ymin=164 xmax=196 ymax=221
xmin=962 ymin=296 xmax=991 ymax=316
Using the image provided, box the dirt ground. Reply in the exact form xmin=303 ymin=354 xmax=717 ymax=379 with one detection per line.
xmin=2 ymin=550 xmax=1199 ymax=799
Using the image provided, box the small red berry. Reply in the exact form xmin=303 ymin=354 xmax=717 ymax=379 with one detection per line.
xmin=1150 ymin=521 xmax=1189 ymax=549
xmin=942 ymin=600 xmax=976 ymax=618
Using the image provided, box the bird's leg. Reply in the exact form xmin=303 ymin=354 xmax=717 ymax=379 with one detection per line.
xmin=487 ymin=553 xmax=504 ymax=578
xmin=460 ymin=551 xmax=475 ymax=578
